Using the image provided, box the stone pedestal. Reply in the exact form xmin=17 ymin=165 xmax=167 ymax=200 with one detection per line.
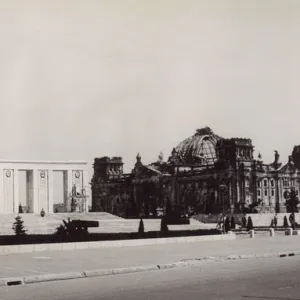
xmin=269 ymin=228 xmax=275 ymax=237
xmin=249 ymin=230 xmax=255 ymax=238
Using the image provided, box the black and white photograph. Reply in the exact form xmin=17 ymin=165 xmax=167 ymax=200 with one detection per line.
xmin=1 ymin=1 xmax=300 ymax=299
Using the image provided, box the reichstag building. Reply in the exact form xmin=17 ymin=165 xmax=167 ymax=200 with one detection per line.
xmin=91 ymin=127 xmax=300 ymax=217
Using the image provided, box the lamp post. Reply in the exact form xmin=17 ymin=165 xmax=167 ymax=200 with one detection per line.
xmin=219 ymin=184 xmax=227 ymax=234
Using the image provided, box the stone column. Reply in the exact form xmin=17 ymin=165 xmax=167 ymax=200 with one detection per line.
xmin=236 ymin=179 xmax=240 ymax=203
xmin=0 ymin=169 xmax=3 ymax=213
xmin=171 ymin=178 xmax=176 ymax=205
xmin=66 ymin=169 xmax=73 ymax=212
xmin=83 ymin=170 xmax=89 ymax=212
xmin=241 ymin=179 xmax=245 ymax=203
xmin=32 ymin=169 xmax=39 ymax=213
xmin=68 ymin=170 xmax=73 ymax=194
xmin=275 ymin=176 xmax=280 ymax=213
xmin=13 ymin=169 xmax=19 ymax=213
xmin=229 ymin=180 xmax=234 ymax=213
xmin=133 ymin=184 xmax=137 ymax=210
xmin=48 ymin=170 xmax=54 ymax=213
xmin=3 ymin=170 xmax=14 ymax=213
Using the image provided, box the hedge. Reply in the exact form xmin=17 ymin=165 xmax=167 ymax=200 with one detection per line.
xmin=0 ymin=229 xmax=221 ymax=246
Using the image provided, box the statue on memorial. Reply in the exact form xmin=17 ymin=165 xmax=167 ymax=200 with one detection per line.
xmin=72 ymin=184 xmax=77 ymax=196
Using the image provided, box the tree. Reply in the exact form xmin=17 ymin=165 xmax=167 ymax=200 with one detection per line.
xmin=138 ymin=218 xmax=144 ymax=234
xmin=230 ymin=216 xmax=236 ymax=229
xmin=283 ymin=215 xmax=289 ymax=227
xmin=12 ymin=215 xmax=27 ymax=236
xmin=247 ymin=216 xmax=254 ymax=231
xmin=242 ymin=215 xmax=247 ymax=228
xmin=160 ymin=217 xmax=169 ymax=233
xmin=285 ymin=189 xmax=300 ymax=213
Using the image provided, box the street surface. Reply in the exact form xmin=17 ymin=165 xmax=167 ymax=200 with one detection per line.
xmin=1 ymin=255 xmax=300 ymax=299
xmin=0 ymin=234 xmax=298 ymax=279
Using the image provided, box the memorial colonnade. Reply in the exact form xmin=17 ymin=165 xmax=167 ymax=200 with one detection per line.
xmin=0 ymin=160 xmax=89 ymax=214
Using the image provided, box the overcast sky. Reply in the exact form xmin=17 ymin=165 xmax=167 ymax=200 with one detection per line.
xmin=1 ymin=0 xmax=300 ymax=178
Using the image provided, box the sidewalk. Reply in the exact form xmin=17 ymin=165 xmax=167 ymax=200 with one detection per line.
xmin=0 ymin=234 xmax=299 ymax=280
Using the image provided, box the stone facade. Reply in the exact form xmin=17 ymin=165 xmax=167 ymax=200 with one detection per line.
xmin=0 ymin=160 xmax=89 ymax=214
xmin=91 ymin=127 xmax=300 ymax=217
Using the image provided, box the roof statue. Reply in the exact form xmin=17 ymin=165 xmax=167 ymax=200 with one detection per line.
xmin=288 ymin=155 xmax=294 ymax=165
xmin=271 ymin=150 xmax=282 ymax=170
xmin=274 ymin=150 xmax=280 ymax=164
xmin=158 ymin=151 xmax=163 ymax=163
xmin=258 ymin=152 xmax=262 ymax=160
xmin=171 ymin=147 xmax=177 ymax=156
xmin=132 ymin=153 xmax=143 ymax=173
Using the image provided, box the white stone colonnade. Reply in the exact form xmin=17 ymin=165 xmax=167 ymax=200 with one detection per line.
xmin=0 ymin=160 xmax=89 ymax=214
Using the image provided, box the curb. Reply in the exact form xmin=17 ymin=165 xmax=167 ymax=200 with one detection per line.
xmin=1 ymin=250 xmax=300 ymax=287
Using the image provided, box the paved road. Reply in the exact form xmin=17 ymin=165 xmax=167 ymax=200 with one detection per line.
xmin=1 ymin=255 xmax=300 ymax=299
xmin=0 ymin=234 xmax=298 ymax=279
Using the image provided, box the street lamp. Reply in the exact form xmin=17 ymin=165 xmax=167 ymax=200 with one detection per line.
xmin=219 ymin=184 xmax=227 ymax=234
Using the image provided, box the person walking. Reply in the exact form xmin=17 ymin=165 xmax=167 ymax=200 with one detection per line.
xmin=216 ymin=213 xmax=225 ymax=231
xmin=289 ymin=213 xmax=295 ymax=229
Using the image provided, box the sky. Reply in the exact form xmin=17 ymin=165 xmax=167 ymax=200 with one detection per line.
xmin=1 ymin=0 xmax=300 ymax=183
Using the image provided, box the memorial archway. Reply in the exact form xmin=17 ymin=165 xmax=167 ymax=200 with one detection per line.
xmin=0 ymin=160 xmax=89 ymax=214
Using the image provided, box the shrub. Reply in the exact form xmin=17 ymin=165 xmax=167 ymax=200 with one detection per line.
xmin=54 ymin=219 xmax=90 ymax=241
xmin=40 ymin=209 xmax=45 ymax=218
xmin=283 ymin=216 xmax=289 ymax=227
xmin=138 ymin=218 xmax=144 ymax=234
xmin=12 ymin=215 xmax=27 ymax=236
xmin=242 ymin=216 xmax=247 ymax=228
xmin=247 ymin=216 xmax=254 ymax=231
xmin=230 ymin=216 xmax=236 ymax=229
xmin=160 ymin=217 xmax=169 ymax=233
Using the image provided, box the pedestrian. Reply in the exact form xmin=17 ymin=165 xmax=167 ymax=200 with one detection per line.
xmin=289 ymin=213 xmax=295 ymax=229
xmin=216 ymin=213 xmax=226 ymax=231
xmin=273 ymin=214 xmax=278 ymax=229
xmin=224 ymin=216 xmax=230 ymax=233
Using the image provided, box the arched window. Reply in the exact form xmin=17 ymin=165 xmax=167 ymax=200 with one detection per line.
xmin=257 ymin=181 xmax=261 ymax=188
